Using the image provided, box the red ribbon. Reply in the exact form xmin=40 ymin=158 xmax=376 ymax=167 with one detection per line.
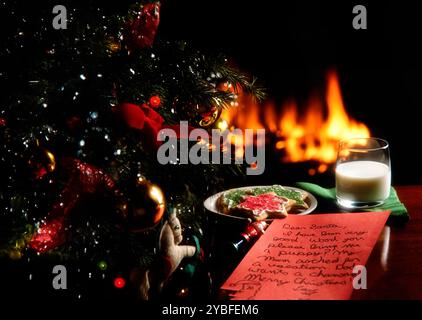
xmin=115 ymin=103 xmax=200 ymax=149
xmin=115 ymin=102 xmax=164 ymax=149
xmin=29 ymin=158 xmax=117 ymax=253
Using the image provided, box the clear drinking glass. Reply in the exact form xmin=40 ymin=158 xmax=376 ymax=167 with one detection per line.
xmin=335 ymin=138 xmax=391 ymax=209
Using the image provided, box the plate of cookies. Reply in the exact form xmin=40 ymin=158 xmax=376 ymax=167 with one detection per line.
xmin=204 ymin=185 xmax=317 ymax=221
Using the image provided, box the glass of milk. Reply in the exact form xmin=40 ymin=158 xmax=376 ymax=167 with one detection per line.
xmin=335 ymin=138 xmax=391 ymax=208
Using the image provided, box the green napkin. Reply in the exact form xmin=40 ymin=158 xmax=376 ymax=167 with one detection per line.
xmin=296 ymin=182 xmax=409 ymax=224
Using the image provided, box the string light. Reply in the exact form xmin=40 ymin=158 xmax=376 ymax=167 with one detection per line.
xmin=113 ymin=277 xmax=126 ymax=289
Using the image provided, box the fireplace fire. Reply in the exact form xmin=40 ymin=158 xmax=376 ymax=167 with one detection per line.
xmin=221 ymin=70 xmax=370 ymax=176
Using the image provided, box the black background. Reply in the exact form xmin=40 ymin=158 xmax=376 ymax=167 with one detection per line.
xmin=158 ymin=0 xmax=422 ymax=184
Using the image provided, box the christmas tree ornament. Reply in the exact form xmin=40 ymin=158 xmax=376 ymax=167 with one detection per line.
xmin=217 ymin=81 xmax=235 ymax=93
xmin=128 ymin=177 xmax=165 ymax=232
xmin=8 ymin=249 xmax=22 ymax=260
xmin=199 ymin=107 xmax=222 ymax=128
xmin=105 ymin=35 xmax=121 ymax=55
xmin=27 ymin=144 xmax=56 ymax=180
xmin=187 ymin=103 xmax=218 ymax=127
xmin=149 ymin=95 xmax=161 ymax=108
xmin=157 ymin=211 xmax=197 ymax=279
xmin=124 ymin=2 xmax=161 ymax=51
xmin=0 ymin=117 xmax=6 ymax=126
xmin=8 ymin=238 xmax=27 ymax=260
xmin=132 ymin=210 xmax=198 ymax=299
xmin=15 ymin=238 xmax=26 ymax=250
xmin=97 ymin=260 xmax=108 ymax=271
xmin=194 ymin=104 xmax=209 ymax=115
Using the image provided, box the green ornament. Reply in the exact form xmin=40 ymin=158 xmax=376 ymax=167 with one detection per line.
xmin=97 ymin=260 xmax=108 ymax=271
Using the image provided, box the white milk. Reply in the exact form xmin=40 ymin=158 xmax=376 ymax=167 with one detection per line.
xmin=336 ymin=161 xmax=391 ymax=202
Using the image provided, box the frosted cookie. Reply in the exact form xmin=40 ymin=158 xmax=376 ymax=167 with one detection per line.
xmin=217 ymin=185 xmax=309 ymax=220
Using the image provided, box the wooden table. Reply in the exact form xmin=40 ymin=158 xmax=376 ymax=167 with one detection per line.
xmin=351 ymin=186 xmax=422 ymax=299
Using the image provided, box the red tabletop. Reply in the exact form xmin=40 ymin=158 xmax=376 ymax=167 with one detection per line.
xmin=351 ymin=186 xmax=422 ymax=299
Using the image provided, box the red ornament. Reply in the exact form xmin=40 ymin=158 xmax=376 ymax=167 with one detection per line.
xmin=0 ymin=118 xmax=6 ymax=126
xmin=114 ymin=277 xmax=126 ymax=289
xmin=35 ymin=167 xmax=48 ymax=180
xmin=28 ymin=147 xmax=56 ymax=180
xmin=125 ymin=2 xmax=161 ymax=51
xmin=149 ymin=95 xmax=161 ymax=108
xmin=217 ymin=82 xmax=235 ymax=93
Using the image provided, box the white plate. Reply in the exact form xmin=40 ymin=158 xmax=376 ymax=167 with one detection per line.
xmin=204 ymin=185 xmax=318 ymax=220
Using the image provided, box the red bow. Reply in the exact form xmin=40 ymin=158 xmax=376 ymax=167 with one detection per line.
xmin=115 ymin=102 xmax=200 ymax=149
xmin=116 ymin=102 xmax=164 ymax=149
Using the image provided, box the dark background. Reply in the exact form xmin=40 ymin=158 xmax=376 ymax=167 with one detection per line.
xmin=3 ymin=0 xmax=421 ymax=184
xmin=159 ymin=0 xmax=422 ymax=184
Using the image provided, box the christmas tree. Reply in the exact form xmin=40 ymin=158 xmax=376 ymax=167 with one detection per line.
xmin=0 ymin=0 xmax=264 ymax=300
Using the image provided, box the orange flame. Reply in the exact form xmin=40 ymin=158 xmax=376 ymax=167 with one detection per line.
xmin=221 ymin=70 xmax=370 ymax=174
